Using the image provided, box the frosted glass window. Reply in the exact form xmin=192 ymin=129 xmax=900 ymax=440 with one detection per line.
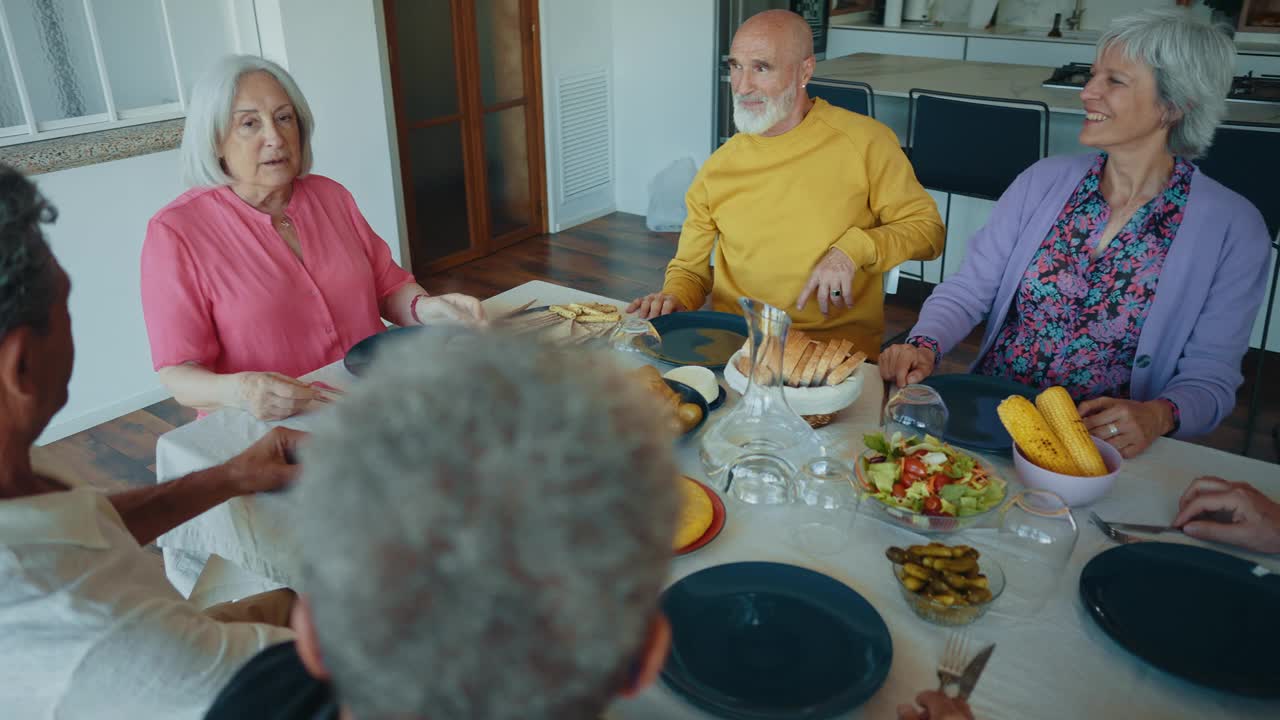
xmin=0 ymin=29 xmax=24 ymax=127
xmin=3 ymin=0 xmax=107 ymax=122
xmin=96 ymin=0 xmax=179 ymax=110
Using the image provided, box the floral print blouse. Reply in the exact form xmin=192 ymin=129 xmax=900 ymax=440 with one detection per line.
xmin=912 ymin=153 xmax=1193 ymax=418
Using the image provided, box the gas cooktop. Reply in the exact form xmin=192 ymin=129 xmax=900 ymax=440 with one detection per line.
xmin=1042 ymin=63 xmax=1280 ymax=104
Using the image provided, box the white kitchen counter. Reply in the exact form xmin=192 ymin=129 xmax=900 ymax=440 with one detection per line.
xmin=830 ymin=16 xmax=1280 ymax=57
xmin=814 ymin=53 xmax=1280 ymax=126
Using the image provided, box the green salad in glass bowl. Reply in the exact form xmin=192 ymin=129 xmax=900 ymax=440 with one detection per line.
xmin=854 ymin=432 xmax=1008 ymax=533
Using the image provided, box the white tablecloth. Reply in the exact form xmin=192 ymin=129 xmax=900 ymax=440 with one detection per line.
xmin=156 ymin=280 xmax=1280 ymax=719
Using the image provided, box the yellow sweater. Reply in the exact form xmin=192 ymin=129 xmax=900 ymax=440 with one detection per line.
xmin=662 ymin=99 xmax=944 ymax=359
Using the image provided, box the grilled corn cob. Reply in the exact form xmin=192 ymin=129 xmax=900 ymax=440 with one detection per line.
xmin=997 ymin=395 xmax=1082 ymax=475
xmin=1035 ymin=386 xmax=1108 ymax=477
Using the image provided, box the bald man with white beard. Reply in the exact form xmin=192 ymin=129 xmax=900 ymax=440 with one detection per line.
xmin=629 ymin=10 xmax=944 ymax=359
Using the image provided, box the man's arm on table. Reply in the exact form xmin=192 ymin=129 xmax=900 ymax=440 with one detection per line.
xmin=832 ymin=123 xmax=945 ymax=273
xmin=108 ymin=427 xmax=303 ymax=546
xmin=661 ymin=175 xmax=718 ymax=312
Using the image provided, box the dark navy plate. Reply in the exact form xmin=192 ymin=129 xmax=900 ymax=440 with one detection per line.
xmin=344 ymin=325 xmax=471 ymax=377
xmin=647 ymin=312 xmax=749 ymax=369
xmin=920 ymin=374 xmax=1038 ymax=454
xmin=709 ymin=384 xmax=727 ymax=411
xmin=1080 ymin=542 xmax=1280 ymax=698
xmin=661 ymin=562 xmax=892 ymax=719
xmin=666 ymin=379 xmax=711 ymax=440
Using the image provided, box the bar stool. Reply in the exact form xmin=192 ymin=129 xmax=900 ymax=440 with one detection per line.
xmin=882 ymin=89 xmax=1049 ymax=349
xmin=1196 ymin=121 xmax=1280 ymax=457
xmin=807 ymin=78 xmax=875 ymax=117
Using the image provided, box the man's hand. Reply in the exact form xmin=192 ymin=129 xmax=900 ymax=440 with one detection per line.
xmin=1078 ymin=397 xmax=1173 ymax=459
xmin=878 ymin=343 xmax=937 ymax=387
xmin=796 ymin=247 xmax=855 ymax=315
xmin=626 ymin=292 xmax=686 ymax=320
xmin=897 ymin=690 xmax=974 ymax=720
xmin=1173 ymin=476 xmax=1280 ymax=553
xmin=222 ymin=427 xmax=306 ymax=496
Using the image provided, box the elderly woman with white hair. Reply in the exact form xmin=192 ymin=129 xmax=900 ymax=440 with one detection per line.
xmin=880 ymin=10 xmax=1273 ymax=459
xmin=141 ymin=55 xmax=484 ymax=421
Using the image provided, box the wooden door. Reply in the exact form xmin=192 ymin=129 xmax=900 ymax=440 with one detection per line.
xmin=384 ymin=0 xmax=547 ymax=276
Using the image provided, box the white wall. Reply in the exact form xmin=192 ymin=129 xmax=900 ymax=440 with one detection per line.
xmin=34 ymin=150 xmax=186 ymax=443
xmin=539 ymin=0 xmax=717 ymax=225
xmin=256 ymin=0 xmax=404 ymax=262
xmin=36 ymin=0 xmax=404 ymax=443
xmin=539 ymin=0 xmax=616 ymax=231
xmin=610 ymin=0 xmax=716 ymax=216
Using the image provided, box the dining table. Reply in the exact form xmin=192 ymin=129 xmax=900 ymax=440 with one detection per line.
xmin=154 ymin=279 xmax=1280 ymax=720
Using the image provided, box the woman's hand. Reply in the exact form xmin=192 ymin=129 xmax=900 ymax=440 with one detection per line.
xmin=878 ymin=344 xmax=937 ymax=387
xmin=1173 ymin=476 xmax=1280 ymax=553
xmin=232 ymin=371 xmax=322 ymax=421
xmin=1077 ymin=397 xmax=1174 ymax=459
xmin=415 ymin=293 xmax=487 ymax=326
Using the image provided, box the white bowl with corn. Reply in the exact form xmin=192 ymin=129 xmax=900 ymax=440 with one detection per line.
xmin=998 ymin=387 xmax=1124 ymax=507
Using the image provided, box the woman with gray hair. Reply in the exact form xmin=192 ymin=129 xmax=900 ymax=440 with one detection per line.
xmin=141 ymin=55 xmax=485 ymax=421
xmin=880 ymin=9 xmax=1273 ymax=458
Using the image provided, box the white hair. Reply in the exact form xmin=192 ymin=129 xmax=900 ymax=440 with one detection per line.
xmin=292 ymin=331 xmax=679 ymax=720
xmin=1098 ymin=9 xmax=1235 ymax=160
xmin=179 ymin=55 xmax=315 ymax=187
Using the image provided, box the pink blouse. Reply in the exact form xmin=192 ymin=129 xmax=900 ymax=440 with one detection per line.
xmin=141 ymin=174 xmax=414 ymax=378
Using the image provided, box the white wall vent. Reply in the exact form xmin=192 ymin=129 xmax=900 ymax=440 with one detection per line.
xmin=555 ymin=69 xmax=612 ymax=203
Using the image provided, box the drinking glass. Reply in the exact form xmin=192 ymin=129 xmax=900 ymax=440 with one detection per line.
xmin=994 ymin=489 xmax=1079 ymax=616
xmin=726 ymin=453 xmax=796 ymax=506
xmin=609 ymin=318 xmax=661 ymax=355
xmin=791 ymin=458 xmax=860 ymax=556
xmin=883 ymin=384 xmax=949 ymax=442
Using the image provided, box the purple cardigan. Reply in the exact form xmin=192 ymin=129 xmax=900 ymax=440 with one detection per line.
xmin=910 ymin=154 xmax=1273 ymax=438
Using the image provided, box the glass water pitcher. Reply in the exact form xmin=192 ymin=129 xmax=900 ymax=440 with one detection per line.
xmin=699 ymin=298 xmax=825 ymax=494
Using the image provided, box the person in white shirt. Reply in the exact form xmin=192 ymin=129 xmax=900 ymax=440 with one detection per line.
xmin=0 ymin=163 xmax=300 ymax=719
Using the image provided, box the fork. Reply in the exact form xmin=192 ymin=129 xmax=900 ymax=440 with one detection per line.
xmin=937 ymin=633 xmax=970 ymax=692
xmin=1090 ymin=512 xmax=1144 ymax=545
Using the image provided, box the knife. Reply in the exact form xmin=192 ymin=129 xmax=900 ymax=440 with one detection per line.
xmin=1100 ymin=520 xmax=1179 ymax=535
xmin=954 ymin=643 xmax=995 ymax=701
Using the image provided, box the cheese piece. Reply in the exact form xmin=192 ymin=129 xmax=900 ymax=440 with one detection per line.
xmin=674 ymin=476 xmax=714 ymax=550
xmin=664 ymin=366 xmax=718 ymax=404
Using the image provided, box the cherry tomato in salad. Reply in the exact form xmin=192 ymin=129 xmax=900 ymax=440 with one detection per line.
xmin=928 ymin=473 xmax=953 ymax=494
xmin=922 ymin=496 xmax=944 ymax=516
xmin=902 ymin=457 xmax=927 ymax=481
xmin=891 ymin=483 xmax=908 ymax=499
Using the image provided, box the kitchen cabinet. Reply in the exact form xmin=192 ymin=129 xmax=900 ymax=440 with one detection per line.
xmin=1238 ymin=53 xmax=1280 ymax=76
xmin=965 ymin=38 xmax=1094 ymax=67
xmin=826 ymin=28 xmax=965 ymax=60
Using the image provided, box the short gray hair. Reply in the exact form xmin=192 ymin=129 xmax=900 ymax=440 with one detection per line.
xmin=1098 ymin=9 xmax=1235 ymax=159
xmin=293 ymin=332 xmax=679 ymax=720
xmin=180 ymin=55 xmax=315 ymax=187
xmin=0 ymin=164 xmax=58 ymax=341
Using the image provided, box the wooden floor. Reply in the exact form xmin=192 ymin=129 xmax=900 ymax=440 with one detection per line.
xmin=31 ymin=212 xmax=1279 ymax=492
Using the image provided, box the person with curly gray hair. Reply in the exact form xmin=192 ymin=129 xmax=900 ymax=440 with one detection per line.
xmin=203 ymin=332 xmax=681 ymax=720
xmin=0 ymin=163 xmax=308 ymax=719
xmin=141 ymin=55 xmax=485 ymax=423
xmin=881 ymin=9 xmax=1273 ymax=459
